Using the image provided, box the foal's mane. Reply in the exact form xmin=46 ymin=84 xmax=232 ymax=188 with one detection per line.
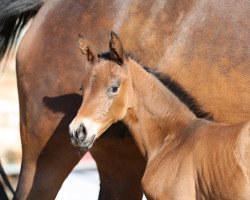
xmin=99 ymin=52 xmax=213 ymax=120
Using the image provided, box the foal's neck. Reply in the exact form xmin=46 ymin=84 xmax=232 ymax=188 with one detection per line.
xmin=124 ymin=59 xmax=196 ymax=160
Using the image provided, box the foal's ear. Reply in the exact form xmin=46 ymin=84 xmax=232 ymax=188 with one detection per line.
xmin=78 ymin=34 xmax=96 ymax=63
xmin=109 ymin=31 xmax=127 ymax=65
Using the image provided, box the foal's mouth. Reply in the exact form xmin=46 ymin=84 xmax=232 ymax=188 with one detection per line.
xmin=71 ymin=134 xmax=96 ymax=150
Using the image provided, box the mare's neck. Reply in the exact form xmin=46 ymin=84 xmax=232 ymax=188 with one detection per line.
xmin=123 ymin=59 xmax=196 ymax=160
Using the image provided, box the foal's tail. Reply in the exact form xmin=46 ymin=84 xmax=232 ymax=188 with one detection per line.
xmin=0 ymin=0 xmax=44 ymax=73
xmin=0 ymin=160 xmax=14 ymax=200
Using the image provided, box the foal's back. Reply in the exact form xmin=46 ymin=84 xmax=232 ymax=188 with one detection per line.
xmin=143 ymin=120 xmax=250 ymax=200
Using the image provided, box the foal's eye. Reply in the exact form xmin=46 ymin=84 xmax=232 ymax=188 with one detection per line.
xmin=108 ymin=84 xmax=119 ymax=95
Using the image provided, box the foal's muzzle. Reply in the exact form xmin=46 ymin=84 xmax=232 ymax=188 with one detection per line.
xmin=69 ymin=123 xmax=95 ymax=149
xmin=73 ymin=123 xmax=87 ymax=141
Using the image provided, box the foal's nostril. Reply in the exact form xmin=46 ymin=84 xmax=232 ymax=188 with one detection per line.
xmin=75 ymin=123 xmax=87 ymax=141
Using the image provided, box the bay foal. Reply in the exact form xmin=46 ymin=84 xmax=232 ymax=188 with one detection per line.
xmin=69 ymin=32 xmax=250 ymax=200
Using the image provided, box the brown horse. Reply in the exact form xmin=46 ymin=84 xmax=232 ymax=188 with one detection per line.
xmin=70 ymin=32 xmax=250 ymax=200
xmin=0 ymin=0 xmax=249 ymax=199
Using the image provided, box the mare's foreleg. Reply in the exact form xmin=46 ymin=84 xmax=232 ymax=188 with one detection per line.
xmin=15 ymin=115 xmax=84 ymax=200
xmin=90 ymin=128 xmax=146 ymax=200
xmin=14 ymin=85 xmax=85 ymax=200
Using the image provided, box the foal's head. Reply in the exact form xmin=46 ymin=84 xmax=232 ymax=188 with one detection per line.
xmin=69 ymin=32 xmax=133 ymax=149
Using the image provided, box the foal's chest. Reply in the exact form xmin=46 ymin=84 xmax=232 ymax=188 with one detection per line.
xmin=142 ymin=152 xmax=196 ymax=199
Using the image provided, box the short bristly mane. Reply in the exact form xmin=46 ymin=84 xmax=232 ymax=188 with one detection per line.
xmin=143 ymin=67 xmax=213 ymax=120
xmin=98 ymin=52 xmax=213 ymax=120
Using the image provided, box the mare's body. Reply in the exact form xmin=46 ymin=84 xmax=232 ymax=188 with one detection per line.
xmin=0 ymin=0 xmax=249 ymax=199
xmin=70 ymin=34 xmax=250 ymax=199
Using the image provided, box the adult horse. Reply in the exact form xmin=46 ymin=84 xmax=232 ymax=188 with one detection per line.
xmin=0 ymin=0 xmax=249 ymax=199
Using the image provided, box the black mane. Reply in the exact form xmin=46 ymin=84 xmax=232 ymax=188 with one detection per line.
xmin=143 ymin=67 xmax=213 ymax=120
xmin=99 ymin=52 xmax=213 ymax=120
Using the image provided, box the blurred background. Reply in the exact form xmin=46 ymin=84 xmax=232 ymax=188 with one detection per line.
xmin=0 ymin=58 xmax=100 ymax=199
